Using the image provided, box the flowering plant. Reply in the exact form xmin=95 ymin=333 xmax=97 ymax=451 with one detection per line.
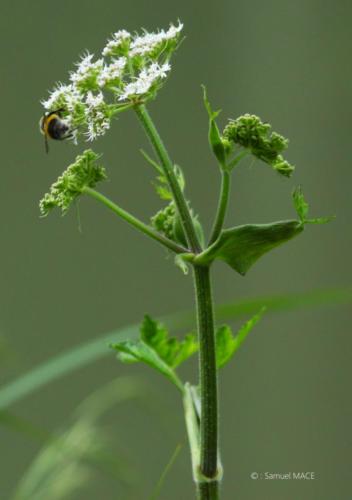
xmin=39 ymin=22 xmax=330 ymax=499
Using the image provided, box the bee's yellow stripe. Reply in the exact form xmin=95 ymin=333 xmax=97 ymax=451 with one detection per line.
xmin=43 ymin=114 xmax=58 ymax=135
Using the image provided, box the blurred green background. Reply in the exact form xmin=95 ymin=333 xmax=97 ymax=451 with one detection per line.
xmin=0 ymin=0 xmax=351 ymax=498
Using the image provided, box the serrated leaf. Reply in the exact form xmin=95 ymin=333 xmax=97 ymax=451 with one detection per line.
xmin=140 ymin=315 xmax=198 ymax=368
xmin=172 ymin=333 xmax=198 ymax=368
xmin=195 ymin=220 xmax=303 ymax=275
xmin=216 ymin=308 xmax=265 ymax=369
xmin=232 ymin=307 xmax=265 ymax=353
xmin=112 ymin=339 xmax=183 ymax=390
xmin=112 ymin=316 xmax=198 ymax=390
xmin=292 ymin=186 xmax=309 ymax=222
xmin=215 ymin=325 xmax=236 ymax=369
xmin=292 ymin=186 xmax=334 ymax=225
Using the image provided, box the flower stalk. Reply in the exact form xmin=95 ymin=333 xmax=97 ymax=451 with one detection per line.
xmin=83 ymin=187 xmax=188 ymax=254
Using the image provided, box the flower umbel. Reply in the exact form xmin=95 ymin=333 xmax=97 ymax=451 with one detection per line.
xmin=223 ymin=114 xmax=295 ymax=177
xmin=39 ymin=150 xmax=107 ymax=216
xmin=40 ymin=22 xmax=183 ymax=144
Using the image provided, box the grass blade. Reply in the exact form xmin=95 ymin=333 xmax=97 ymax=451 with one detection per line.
xmin=149 ymin=443 xmax=183 ymax=500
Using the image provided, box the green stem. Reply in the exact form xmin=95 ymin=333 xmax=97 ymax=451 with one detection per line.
xmin=208 ymin=170 xmax=231 ymax=245
xmin=83 ymin=187 xmax=187 ymax=254
xmin=193 ymin=265 xmax=220 ymax=496
xmin=197 ymin=482 xmax=219 ymax=500
xmin=134 ymin=104 xmax=202 ymax=253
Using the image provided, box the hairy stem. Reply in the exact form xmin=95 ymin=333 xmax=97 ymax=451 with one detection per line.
xmin=134 ymin=104 xmax=202 ymax=253
xmin=208 ymin=170 xmax=231 ymax=245
xmin=83 ymin=187 xmax=187 ymax=254
xmin=193 ymin=265 xmax=220 ymax=497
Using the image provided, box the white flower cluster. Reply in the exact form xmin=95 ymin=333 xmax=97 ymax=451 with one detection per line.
xmin=129 ymin=23 xmax=183 ymax=57
xmin=41 ymin=22 xmax=183 ymax=142
xmin=119 ymin=62 xmax=171 ymax=100
xmin=70 ymin=52 xmax=104 ymax=88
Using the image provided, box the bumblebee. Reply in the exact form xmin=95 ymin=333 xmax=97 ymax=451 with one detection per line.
xmin=39 ymin=109 xmax=73 ymax=153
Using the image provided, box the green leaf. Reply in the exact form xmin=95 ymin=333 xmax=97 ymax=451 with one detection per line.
xmin=292 ymin=186 xmax=334 ymax=225
xmin=216 ymin=308 xmax=265 ymax=369
xmin=292 ymin=186 xmax=308 ymax=222
xmin=306 ymin=216 xmax=335 ymax=224
xmin=172 ymin=334 xmax=198 ymax=367
xmin=111 ymin=316 xmax=198 ymax=390
xmin=202 ymin=85 xmax=227 ymax=168
xmin=215 ymin=325 xmax=236 ymax=369
xmin=111 ymin=339 xmax=183 ymax=391
xmin=196 ymin=220 xmax=303 ymax=275
xmin=140 ymin=315 xmax=198 ymax=368
xmin=231 ymin=307 xmax=265 ymax=355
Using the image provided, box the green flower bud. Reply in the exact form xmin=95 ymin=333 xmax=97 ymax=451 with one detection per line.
xmin=150 ymin=202 xmax=176 ymax=240
xmin=151 ymin=201 xmax=204 ymax=249
xmin=39 ymin=150 xmax=107 ymax=216
xmin=223 ymin=114 xmax=294 ymax=177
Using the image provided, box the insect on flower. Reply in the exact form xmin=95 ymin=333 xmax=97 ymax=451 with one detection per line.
xmin=39 ymin=109 xmax=74 ymax=153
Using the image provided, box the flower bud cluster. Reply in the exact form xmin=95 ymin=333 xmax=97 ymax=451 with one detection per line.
xmin=41 ymin=22 xmax=183 ymax=142
xmin=39 ymin=150 xmax=106 ymax=216
xmin=223 ymin=114 xmax=294 ymax=177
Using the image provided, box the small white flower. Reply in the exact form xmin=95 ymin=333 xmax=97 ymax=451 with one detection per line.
xmin=129 ymin=22 xmax=183 ymax=57
xmin=97 ymin=57 xmax=127 ymax=88
xmin=119 ymin=62 xmax=171 ymax=100
xmin=102 ymin=30 xmax=131 ymax=56
xmin=85 ymin=91 xmax=105 ymax=108
xmin=70 ymin=52 xmax=104 ymax=87
xmin=165 ymin=23 xmax=184 ymax=39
